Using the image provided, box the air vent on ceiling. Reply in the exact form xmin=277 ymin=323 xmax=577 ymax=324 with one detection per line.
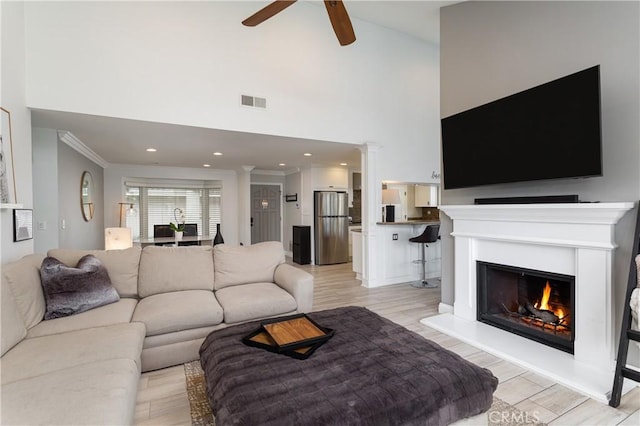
xmin=241 ymin=94 xmax=267 ymax=109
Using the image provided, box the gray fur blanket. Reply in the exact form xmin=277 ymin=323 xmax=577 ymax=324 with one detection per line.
xmin=199 ymin=306 xmax=498 ymax=426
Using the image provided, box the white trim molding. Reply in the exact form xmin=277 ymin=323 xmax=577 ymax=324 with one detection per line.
xmin=58 ymin=131 xmax=109 ymax=168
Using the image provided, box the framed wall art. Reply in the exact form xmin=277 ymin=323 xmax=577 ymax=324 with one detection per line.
xmin=13 ymin=209 xmax=33 ymax=242
xmin=1 ymin=107 xmax=17 ymax=204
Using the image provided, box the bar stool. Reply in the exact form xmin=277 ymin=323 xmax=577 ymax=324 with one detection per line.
xmin=409 ymin=224 xmax=440 ymax=288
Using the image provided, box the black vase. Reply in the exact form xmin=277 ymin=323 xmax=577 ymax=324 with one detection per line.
xmin=213 ymin=223 xmax=224 ymax=245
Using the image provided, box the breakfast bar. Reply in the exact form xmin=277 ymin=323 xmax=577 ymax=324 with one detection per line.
xmin=376 ymin=220 xmax=440 ymax=225
xmin=353 ymin=221 xmax=441 ymax=286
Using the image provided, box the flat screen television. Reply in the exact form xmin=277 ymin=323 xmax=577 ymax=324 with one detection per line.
xmin=441 ymin=65 xmax=602 ymax=190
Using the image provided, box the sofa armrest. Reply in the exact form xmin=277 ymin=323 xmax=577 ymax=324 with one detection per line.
xmin=273 ymin=264 xmax=314 ymax=313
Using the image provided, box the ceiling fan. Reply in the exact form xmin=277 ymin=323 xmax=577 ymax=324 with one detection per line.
xmin=242 ymin=1 xmax=356 ymax=46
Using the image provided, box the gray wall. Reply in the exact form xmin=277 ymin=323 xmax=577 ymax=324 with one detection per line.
xmin=440 ymin=1 xmax=639 ymax=344
xmin=32 ymin=128 xmax=59 ymax=253
xmin=284 ymin=172 xmax=304 ymax=253
xmin=57 ymin=141 xmax=104 ymax=250
xmin=32 ymin=130 xmax=105 ymax=252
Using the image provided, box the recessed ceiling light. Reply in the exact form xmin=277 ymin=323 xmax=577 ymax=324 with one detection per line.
xmin=303 ymin=153 xmax=312 ymax=157
xmin=340 ymin=162 xmax=348 ymax=166
xmin=203 ymin=164 xmax=211 ymax=168
xmin=213 ymin=152 xmax=223 ymax=156
xmin=279 ymin=163 xmax=286 ymax=166
xmin=146 ymin=148 xmax=157 ymax=152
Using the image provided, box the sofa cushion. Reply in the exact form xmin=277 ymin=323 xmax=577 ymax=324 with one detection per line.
xmin=138 ymin=246 xmax=214 ymax=298
xmin=141 ymin=338 xmax=209 ymax=373
xmin=2 ymin=254 xmax=46 ymax=330
xmin=213 ymin=241 xmax=285 ymax=290
xmin=274 ymin=263 xmax=314 ymax=313
xmin=1 ymin=275 xmax=27 ymax=356
xmin=215 ymin=282 xmax=297 ymax=324
xmin=40 ymin=255 xmax=120 ymax=320
xmin=26 ymin=298 xmax=137 ymax=339
xmin=48 ymin=246 xmax=141 ymax=298
xmin=0 ymin=358 xmax=139 ymax=426
xmin=142 ymin=325 xmax=223 ymax=349
xmin=132 ymin=289 xmax=223 ymax=336
xmin=1 ymin=322 xmax=145 ymax=385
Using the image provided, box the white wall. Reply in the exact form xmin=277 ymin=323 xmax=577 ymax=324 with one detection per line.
xmin=1 ymin=1 xmax=34 ymax=263
xmin=440 ymin=1 xmax=639 ymax=361
xmin=32 ymin=128 xmax=59 ymax=253
xmin=251 ymin=173 xmax=285 ymax=185
xmin=33 ymin=129 xmax=106 ymax=252
xmin=284 ymin=171 xmax=303 ymax=253
xmin=57 ymin=142 xmax=105 ymax=250
xmin=104 ymin=164 xmax=239 ymax=244
xmin=16 ymin=1 xmax=443 ymax=282
xmin=23 ymin=1 xmax=441 ymax=186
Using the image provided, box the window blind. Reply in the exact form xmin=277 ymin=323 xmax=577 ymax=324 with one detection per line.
xmin=124 ymin=184 xmax=221 ymax=240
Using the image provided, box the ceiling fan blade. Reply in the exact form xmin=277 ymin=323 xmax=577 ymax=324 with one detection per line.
xmin=324 ymin=0 xmax=356 ymax=46
xmin=242 ymin=1 xmax=297 ymax=27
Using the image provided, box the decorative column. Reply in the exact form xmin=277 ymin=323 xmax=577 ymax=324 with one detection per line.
xmin=237 ymin=166 xmax=254 ymax=245
xmin=360 ymin=143 xmax=380 ymax=288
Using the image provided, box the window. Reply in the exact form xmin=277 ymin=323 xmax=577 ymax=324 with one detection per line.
xmin=124 ymin=182 xmax=221 ymax=240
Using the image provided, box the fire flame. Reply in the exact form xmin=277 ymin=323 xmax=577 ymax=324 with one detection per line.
xmin=535 ymin=281 xmax=565 ymax=319
xmin=539 ymin=282 xmax=551 ymax=310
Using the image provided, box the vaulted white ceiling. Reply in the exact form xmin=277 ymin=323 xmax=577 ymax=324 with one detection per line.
xmin=30 ymin=1 xmax=457 ymax=172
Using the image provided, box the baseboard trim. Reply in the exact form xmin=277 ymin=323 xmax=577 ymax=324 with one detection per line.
xmin=438 ymin=303 xmax=453 ymax=314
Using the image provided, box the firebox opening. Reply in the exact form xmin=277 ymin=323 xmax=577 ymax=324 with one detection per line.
xmin=477 ymin=261 xmax=575 ymax=354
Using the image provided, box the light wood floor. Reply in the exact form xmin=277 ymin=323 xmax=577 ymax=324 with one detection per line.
xmin=134 ymin=261 xmax=640 ymax=426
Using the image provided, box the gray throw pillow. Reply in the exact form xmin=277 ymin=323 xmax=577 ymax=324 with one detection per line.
xmin=40 ymin=254 xmax=120 ymax=320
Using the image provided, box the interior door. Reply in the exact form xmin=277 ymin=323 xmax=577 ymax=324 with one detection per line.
xmin=251 ymin=184 xmax=281 ymax=244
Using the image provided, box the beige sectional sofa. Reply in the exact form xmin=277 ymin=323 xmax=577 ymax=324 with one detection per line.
xmin=1 ymin=241 xmax=314 ymax=425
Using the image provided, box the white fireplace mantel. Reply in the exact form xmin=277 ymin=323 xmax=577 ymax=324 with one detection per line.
xmin=423 ymin=202 xmax=635 ymax=402
xmin=439 ymin=203 xmax=632 ymax=224
xmin=442 ymin=203 xmax=633 ymax=250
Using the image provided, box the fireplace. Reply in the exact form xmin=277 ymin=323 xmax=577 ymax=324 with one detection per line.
xmin=424 ymin=202 xmax=634 ymax=402
xmin=477 ymin=262 xmax=575 ymax=354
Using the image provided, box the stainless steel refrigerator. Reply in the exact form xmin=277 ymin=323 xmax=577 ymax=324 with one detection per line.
xmin=314 ymin=191 xmax=349 ymax=265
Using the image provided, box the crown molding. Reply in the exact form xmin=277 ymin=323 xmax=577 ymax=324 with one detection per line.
xmin=58 ymin=131 xmax=109 ymax=168
xmin=252 ymin=169 xmax=286 ymax=176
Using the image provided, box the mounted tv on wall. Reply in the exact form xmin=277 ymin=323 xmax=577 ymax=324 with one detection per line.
xmin=441 ymin=66 xmax=602 ymax=190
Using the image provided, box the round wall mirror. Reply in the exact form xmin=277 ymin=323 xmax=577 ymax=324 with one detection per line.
xmin=81 ymin=171 xmax=95 ymax=221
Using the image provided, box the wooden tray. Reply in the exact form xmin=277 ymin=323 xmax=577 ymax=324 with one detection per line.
xmin=241 ymin=314 xmax=334 ymax=358
xmin=242 ymin=328 xmax=329 ymax=360
xmin=260 ymin=314 xmax=334 ymax=352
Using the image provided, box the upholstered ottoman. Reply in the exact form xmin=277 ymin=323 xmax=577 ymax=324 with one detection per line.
xmin=200 ymin=306 xmax=498 ymax=425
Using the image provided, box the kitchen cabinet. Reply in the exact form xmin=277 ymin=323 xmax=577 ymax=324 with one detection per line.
xmin=348 ymin=225 xmax=361 ymax=258
xmin=351 ymin=228 xmax=362 ymax=279
xmin=352 ymin=172 xmax=361 ymax=190
xmin=376 ymin=223 xmax=441 ymax=286
xmin=312 ymin=167 xmax=348 ymax=190
xmin=414 ymin=184 xmax=439 ymax=207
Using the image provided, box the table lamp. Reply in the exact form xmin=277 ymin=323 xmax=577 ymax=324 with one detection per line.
xmin=118 ymin=202 xmax=137 ymax=227
xmin=382 ymin=189 xmax=401 ymax=222
xmin=105 ymin=227 xmax=133 ymax=250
